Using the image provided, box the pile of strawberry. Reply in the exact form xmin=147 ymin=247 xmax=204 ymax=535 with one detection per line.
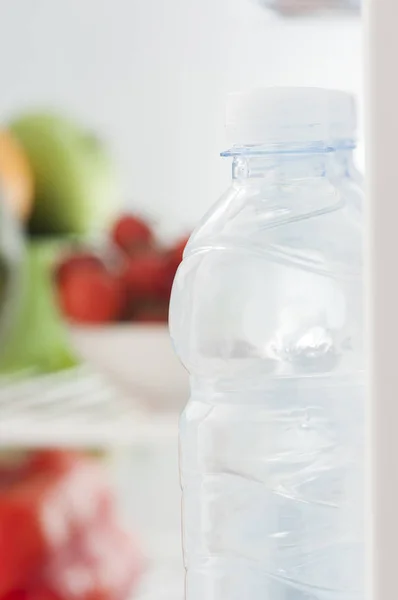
xmin=0 ymin=450 xmax=144 ymax=600
xmin=56 ymin=215 xmax=188 ymax=325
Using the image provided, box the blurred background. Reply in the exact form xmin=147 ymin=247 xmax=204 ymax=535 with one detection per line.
xmin=0 ymin=1 xmax=362 ymax=599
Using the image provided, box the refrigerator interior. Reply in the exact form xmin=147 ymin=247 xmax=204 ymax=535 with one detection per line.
xmin=0 ymin=2 xmax=363 ymax=599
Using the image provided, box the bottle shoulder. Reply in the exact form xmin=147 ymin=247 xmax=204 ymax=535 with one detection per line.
xmin=169 ymin=174 xmax=363 ymax=381
xmin=186 ymin=175 xmax=363 ymax=278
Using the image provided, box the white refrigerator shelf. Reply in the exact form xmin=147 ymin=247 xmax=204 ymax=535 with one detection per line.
xmin=0 ymin=367 xmax=178 ymax=448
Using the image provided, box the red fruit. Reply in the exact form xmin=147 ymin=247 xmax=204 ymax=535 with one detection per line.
xmin=170 ymin=236 xmax=189 ymax=267
xmin=158 ymin=237 xmax=189 ymax=301
xmin=0 ymin=455 xmax=32 ymax=490
xmin=3 ymin=591 xmax=29 ymax=600
xmin=0 ymin=479 xmax=48 ymax=594
xmin=0 ymin=462 xmax=72 ymax=594
xmin=40 ymin=525 xmax=145 ymax=600
xmin=58 ymin=270 xmax=125 ymax=324
xmin=31 ymin=452 xmax=114 ymax=536
xmin=0 ymin=451 xmax=116 ymax=598
xmin=26 ymin=450 xmax=85 ymax=477
xmin=159 ymin=260 xmax=177 ymax=300
xmin=112 ymin=215 xmax=153 ymax=255
xmin=56 ymin=253 xmax=105 ymax=286
xmin=122 ymin=253 xmax=166 ymax=302
xmin=28 ymin=588 xmax=62 ymax=600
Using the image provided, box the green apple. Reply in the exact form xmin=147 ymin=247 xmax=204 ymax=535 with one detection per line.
xmin=0 ymin=239 xmax=79 ymax=375
xmin=9 ymin=112 xmax=120 ymax=236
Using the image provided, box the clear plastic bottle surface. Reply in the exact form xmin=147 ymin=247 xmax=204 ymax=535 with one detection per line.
xmin=169 ymin=88 xmax=364 ymax=600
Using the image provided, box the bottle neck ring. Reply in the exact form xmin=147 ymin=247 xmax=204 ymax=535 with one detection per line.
xmin=228 ymin=143 xmax=356 ymax=181
xmin=221 ymin=139 xmax=356 ymax=158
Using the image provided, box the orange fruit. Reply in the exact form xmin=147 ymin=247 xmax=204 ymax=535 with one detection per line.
xmin=0 ymin=128 xmax=34 ymax=220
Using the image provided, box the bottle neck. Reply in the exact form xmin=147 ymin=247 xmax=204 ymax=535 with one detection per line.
xmin=228 ymin=143 xmax=356 ymax=183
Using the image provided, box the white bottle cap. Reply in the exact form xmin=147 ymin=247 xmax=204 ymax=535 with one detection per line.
xmin=226 ymin=87 xmax=357 ymax=147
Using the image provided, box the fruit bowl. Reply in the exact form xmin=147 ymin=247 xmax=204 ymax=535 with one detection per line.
xmin=69 ymin=324 xmax=189 ymax=413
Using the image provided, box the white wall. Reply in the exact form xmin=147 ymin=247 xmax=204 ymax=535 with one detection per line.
xmin=0 ymin=0 xmax=362 ymax=237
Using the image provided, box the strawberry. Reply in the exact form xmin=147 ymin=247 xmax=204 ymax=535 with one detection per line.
xmin=2 ymin=591 xmax=30 ymax=600
xmin=112 ymin=215 xmax=153 ymax=255
xmin=159 ymin=237 xmax=189 ymax=301
xmin=33 ymin=524 xmax=145 ymax=600
xmin=169 ymin=236 xmax=189 ymax=268
xmin=58 ymin=269 xmax=125 ymax=324
xmin=26 ymin=450 xmax=86 ymax=477
xmin=0 ymin=451 xmax=137 ymax=600
xmin=26 ymin=588 xmax=61 ymax=600
xmin=56 ymin=253 xmax=105 ymax=286
xmin=121 ymin=252 xmax=167 ymax=304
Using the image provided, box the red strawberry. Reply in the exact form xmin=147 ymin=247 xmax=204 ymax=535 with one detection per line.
xmin=56 ymin=253 xmax=105 ymax=286
xmin=27 ymin=588 xmax=61 ymax=600
xmin=169 ymin=236 xmax=189 ymax=268
xmin=58 ymin=269 xmax=125 ymax=324
xmin=37 ymin=524 xmax=145 ymax=600
xmin=112 ymin=215 xmax=153 ymax=255
xmin=159 ymin=237 xmax=190 ymax=301
xmin=26 ymin=450 xmax=86 ymax=477
xmin=0 ymin=451 xmax=126 ymax=600
xmin=2 ymin=591 xmax=30 ymax=600
xmin=155 ymin=262 xmax=175 ymax=302
xmin=121 ymin=252 xmax=166 ymax=303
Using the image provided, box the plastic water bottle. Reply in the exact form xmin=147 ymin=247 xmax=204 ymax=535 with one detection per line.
xmin=169 ymin=87 xmax=364 ymax=600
